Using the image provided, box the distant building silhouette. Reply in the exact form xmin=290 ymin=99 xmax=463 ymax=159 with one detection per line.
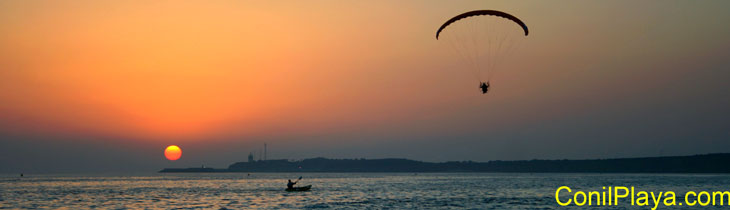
xmin=248 ymin=152 xmax=254 ymax=163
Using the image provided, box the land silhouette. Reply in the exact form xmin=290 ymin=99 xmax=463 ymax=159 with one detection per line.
xmin=160 ymin=153 xmax=730 ymax=173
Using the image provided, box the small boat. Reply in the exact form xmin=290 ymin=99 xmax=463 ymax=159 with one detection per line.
xmin=286 ymin=185 xmax=312 ymax=192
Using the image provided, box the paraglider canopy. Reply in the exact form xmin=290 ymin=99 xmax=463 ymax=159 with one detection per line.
xmin=436 ymin=10 xmax=529 ymax=40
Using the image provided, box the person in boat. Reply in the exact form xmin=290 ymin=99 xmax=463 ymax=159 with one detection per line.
xmin=287 ymin=179 xmax=298 ymax=189
xmin=480 ymin=81 xmax=490 ymax=94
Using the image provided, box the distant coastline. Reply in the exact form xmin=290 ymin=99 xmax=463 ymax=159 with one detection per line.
xmin=159 ymin=153 xmax=730 ymax=173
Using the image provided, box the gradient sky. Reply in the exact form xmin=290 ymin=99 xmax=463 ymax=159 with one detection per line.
xmin=1 ymin=1 xmax=729 ymax=173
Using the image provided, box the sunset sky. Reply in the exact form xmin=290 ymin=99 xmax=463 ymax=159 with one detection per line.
xmin=1 ymin=1 xmax=729 ymax=173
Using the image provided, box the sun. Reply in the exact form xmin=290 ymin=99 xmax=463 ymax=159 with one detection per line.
xmin=164 ymin=145 xmax=182 ymax=161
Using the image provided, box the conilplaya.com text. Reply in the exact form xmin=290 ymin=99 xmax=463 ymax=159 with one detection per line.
xmin=556 ymin=186 xmax=729 ymax=209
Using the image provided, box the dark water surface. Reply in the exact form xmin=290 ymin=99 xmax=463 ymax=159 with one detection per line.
xmin=1 ymin=173 xmax=728 ymax=209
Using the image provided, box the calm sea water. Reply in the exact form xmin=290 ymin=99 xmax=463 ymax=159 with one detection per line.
xmin=1 ymin=173 xmax=728 ymax=209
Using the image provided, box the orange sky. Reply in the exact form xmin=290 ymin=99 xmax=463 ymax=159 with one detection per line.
xmin=1 ymin=0 xmax=729 ymax=161
xmin=0 ymin=1 xmax=435 ymax=141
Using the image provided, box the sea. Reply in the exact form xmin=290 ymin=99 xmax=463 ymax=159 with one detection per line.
xmin=1 ymin=173 xmax=728 ymax=209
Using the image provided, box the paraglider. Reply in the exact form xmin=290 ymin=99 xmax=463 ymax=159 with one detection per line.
xmin=436 ymin=10 xmax=528 ymax=94
xmin=480 ymin=82 xmax=489 ymax=94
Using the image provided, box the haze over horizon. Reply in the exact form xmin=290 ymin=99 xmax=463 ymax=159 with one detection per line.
xmin=1 ymin=0 xmax=729 ymax=173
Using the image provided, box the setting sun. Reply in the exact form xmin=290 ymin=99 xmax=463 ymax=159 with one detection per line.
xmin=164 ymin=145 xmax=182 ymax=161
